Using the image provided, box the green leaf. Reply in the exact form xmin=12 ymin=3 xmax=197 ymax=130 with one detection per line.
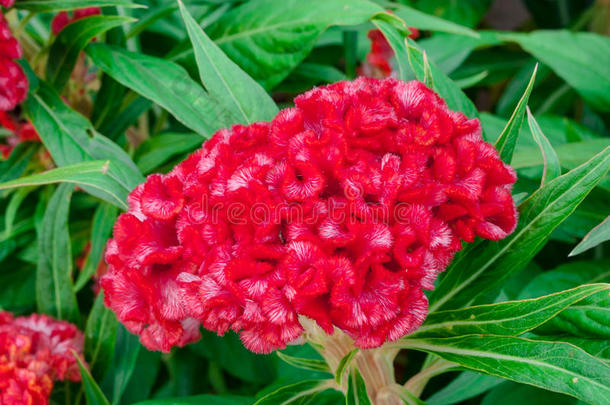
xmin=0 ymin=161 xmax=129 ymax=210
xmin=527 ymin=107 xmax=560 ymax=186
xmin=346 ymin=368 xmax=372 ymax=405
xmin=75 ymin=203 xmax=118 ymax=291
xmin=430 ymin=146 xmax=610 ymax=312
xmin=393 ymin=5 xmax=479 ymax=37
xmin=426 ymin=371 xmax=502 ymax=405
xmin=102 ymin=325 xmax=141 ymax=405
xmin=372 ymin=17 xmax=477 ymax=117
xmin=520 ymin=260 xmax=610 ymax=339
xmin=135 ymin=132 xmax=202 ymax=174
xmin=190 ymin=330 xmax=276 ymax=384
xmin=276 ymin=351 xmax=331 ymax=374
xmin=336 ymin=348 xmax=359 ymax=385
xmin=86 ymin=43 xmax=229 ymax=137
xmin=85 ymin=291 xmax=118 ymax=380
xmin=206 ymin=0 xmax=384 ymax=90
xmin=47 ymin=15 xmax=133 ymax=90
xmin=15 ymin=0 xmax=144 ymax=12
xmin=503 ymin=31 xmax=610 ymax=112
xmin=481 ymin=381 xmax=578 ymax=405
xmin=531 ymin=336 xmax=610 ymax=365
xmin=253 ymin=380 xmax=334 ymax=405
xmin=570 ymin=216 xmax=610 ymax=257
xmin=36 ymin=183 xmax=79 ymax=323
xmin=74 ymin=351 xmax=112 ymax=405
xmin=0 ymin=143 xmax=37 ymax=184
xmin=494 ymin=64 xmax=537 ymax=163
xmin=23 ymin=82 xmax=142 ymax=204
xmin=413 ymin=284 xmax=609 ymax=338
xmin=178 ymin=1 xmax=278 ymax=124
xmin=133 ymin=395 xmax=252 ymax=405
xmin=397 ymin=335 xmax=610 ymax=405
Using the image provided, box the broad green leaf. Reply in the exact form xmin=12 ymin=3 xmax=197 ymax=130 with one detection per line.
xmin=413 ymin=0 xmax=493 ymax=28
xmin=503 ymin=31 xmax=610 ymax=112
xmin=430 ymin=146 xmax=610 ymax=312
xmin=570 ymin=216 xmax=610 ymax=257
xmin=346 ymin=368 xmax=372 ymax=405
xmin=133 ymin=395 xmax=252 ymax=405
xmin=413 ymin=284 xmax=609 ymax=338
xmin=85 ymin=292 xmax=118 ymax=380
xmin=494 ymin=64 xmax=537 ymax=163
xmin=276 ymin=351 xmax=331 ymax=374
xmin=372 ymin=17 xmax=477 ymax=117
xmin=190 ymin=330 xmax=276 ymax=384
xmin=36 ymin=183 xmax=79 ymax=323
xmin=23 ymin=82 xmax=142 ymax=204
xmin=135 ymin=132 xmax=202 ymax=174
xmin=336 ymin=348 xmax=359 ymax=385
xmin=47 ymin=16 xmax=133 ymax=90
xmin=397 ymin=335 xmax=610 ymax=405
xmin=520 ymin=260 xmax=610 ymax=339
xmin=527 ymin=107 xmax=561 ymax=186
xmin=206 ymin=0 xmax=383 ymax=90
xmin=75 ymin=203 xmax=118 ymax=291
xmin=426 ymin=371 xmax=502 ymax=405
xmin=530 ymin=336 xmax=610 ymax=365
xmin=481 ymin=381 xmax=577 ymax=405
xmin=74 ymin=352 xmax=112 ymax=405
xmin=253 ymin=380 xmax=334 ymax=405
xmin=178 ymin=1 xmax=278 ymax=124
xmin=86 ymin=43 xmax=230 ymax=137
xmin=16 ymin=0 xmax=144 ymax=12
xmin=393 ymin=5 xmax=479 ymax=37
xmin=102 ymin=325 xmax=141 ymax=405
xmin=454 ymin=70 xmax=488 ymax=89
xmin=0 ymin=161 xmax=129 ymax=210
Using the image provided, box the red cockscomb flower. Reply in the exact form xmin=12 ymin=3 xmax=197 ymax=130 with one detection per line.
xmin=51 ymin=7 xmax=101 ymax=35
xmin=0 ymin=11 xmax=27 ymax=111
xmin=0 ymin=312 xmax=85 ymax=405
xmin=0 ymin=0 xmax=15 ymax=9
xmin=102 ymin=78 xmax=517 ymax=354
xmin=360 ymin=27 xmax=419 ymax=78
xmin=0 ymin=110 xmax=40 ymax=159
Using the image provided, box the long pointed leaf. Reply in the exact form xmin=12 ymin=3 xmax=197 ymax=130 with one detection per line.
xmin=178 ymin=1 xmax=278 ymax=124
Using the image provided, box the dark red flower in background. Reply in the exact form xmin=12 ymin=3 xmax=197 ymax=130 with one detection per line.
xmin=360 ymin=27 xmax=419 ymax=78
xmin=51 ymin=7 xmax=101 ymax=35
xmin=0 ymin=110 xmax=39 ymax=159
xmin=0 ymin=11 xmax=27 ymax=111
xmin=103 ymin=78 xmax=517 ymax=354
xmin=0 ymin=312 xmax=85 ymax=405
xmin=0 ymin=1 xmax=15 ymax=9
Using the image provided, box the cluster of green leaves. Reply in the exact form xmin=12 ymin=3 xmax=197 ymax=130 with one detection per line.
xmin=1 ymin=0 xmax=608 ymax=404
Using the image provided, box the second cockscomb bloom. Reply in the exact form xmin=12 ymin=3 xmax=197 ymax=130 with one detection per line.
xmin=102 ymin=78 xmax=517 ymax=354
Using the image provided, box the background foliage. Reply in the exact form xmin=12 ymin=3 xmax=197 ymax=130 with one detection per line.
xmin=1 ymin=0 xmax=609 ymax=404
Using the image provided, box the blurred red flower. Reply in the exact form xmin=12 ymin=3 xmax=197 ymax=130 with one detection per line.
xmin=0 ymin=11 xmax=27 ymax=111
xmin=0 ymin=312 xmax=85 ymax=405
xmin=51 ymin=7 xmax=101 ymax=35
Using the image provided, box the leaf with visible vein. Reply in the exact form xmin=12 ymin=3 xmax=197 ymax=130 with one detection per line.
xmin=396 ymin=335 xmax=610 ymax=405
xmin=494 ymin=64 xmax=537 ymax=163
xmin=412 ymin=284 xmax=609 ymax=338
xmin=276 ymin=351 xmax=331 ymax=374
xmin=253 ymin=380 xmax=334 ymax=405
xmin=85 ymin=292 xmax=118 ymax=380
xmin=527 ymin=107 xmax=560 ymax=186
xmin=178 ymin=1 xmax=278 ymax=124
xmin=570 ymin=216 xmax=610 ymax=257
xmin=16 ymin=0 xmax=144 ymax=12
xmin=36 ymin=183 xmax=79 ymax=323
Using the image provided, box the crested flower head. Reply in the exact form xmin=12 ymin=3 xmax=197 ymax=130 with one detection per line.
xmin=102 ymin=78 xmax=517 ymax=354
xmin=0 ymin=11 xmax=27 ymax=111
xmin=0 ymin=312 xmax=85 ymax=404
